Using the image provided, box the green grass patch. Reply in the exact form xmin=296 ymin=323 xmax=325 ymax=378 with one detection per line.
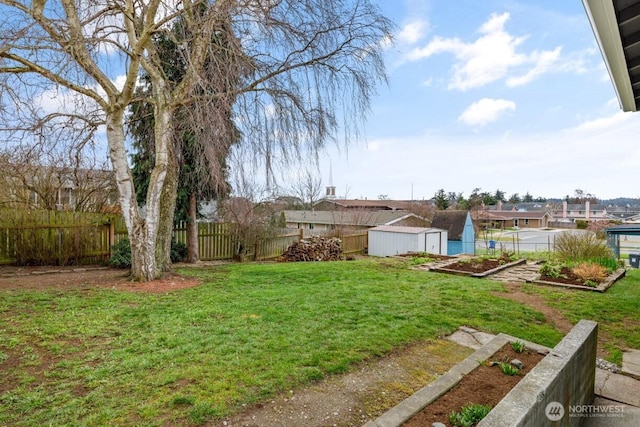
xmin=0 ymin=258 xmax=581 ymax=425
xmin=518 ymin=268 xmax=640 ymax=363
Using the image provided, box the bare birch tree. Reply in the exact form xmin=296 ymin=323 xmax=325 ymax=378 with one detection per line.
xmin=0 ymin=0 xmax=392 ymax=281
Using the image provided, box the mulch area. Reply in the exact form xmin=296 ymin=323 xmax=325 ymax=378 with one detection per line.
xmin=438 ymin=258 xmax=505 ymax=273
xmin=0 ymin=265 xmax=201 ymax=293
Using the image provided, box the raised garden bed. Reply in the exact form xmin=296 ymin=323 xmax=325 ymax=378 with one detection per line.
xmin=402 ymin=342 xmax=545 ymax=426
xmin=365 ymin=320 xmax=598 ymax=427
xmin=430 ymin=257 xmax=526 ymax=278
xmin=394 ymin=253 xmax=455 ymax=261
xmin=529 ymin=267 xmax=626 ymax=293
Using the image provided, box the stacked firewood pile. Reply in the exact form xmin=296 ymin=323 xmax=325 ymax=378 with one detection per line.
xmin=280 ymin=236 xmax=344 ymax=262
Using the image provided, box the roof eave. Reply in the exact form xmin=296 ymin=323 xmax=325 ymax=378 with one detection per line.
xmin=583 ymin=0 xmax=637 ymax=112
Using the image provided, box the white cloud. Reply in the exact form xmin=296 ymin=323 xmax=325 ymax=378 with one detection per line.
xmin=421 ymin=77 xmax=433 ymax=87
xmin=506 ymin=47 xmax=562 ymax=87
xmin=458 ymin=98 xmax=516 ymax=126
xmin=33 ymin=74 xmax=130 ymax=117
xmin=570 ymin=111 xmax=633 ymax=132
xmin=397 ymin=21 xmax=428 ymax=45
xmin=321 ymin=113 xmax=640 ymax=200
xmin=406 ymin=12 xmax=563 ymax=91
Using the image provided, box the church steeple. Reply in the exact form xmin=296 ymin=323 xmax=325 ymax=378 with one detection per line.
xmin=325 ymin=161 xmax=336 ymax=199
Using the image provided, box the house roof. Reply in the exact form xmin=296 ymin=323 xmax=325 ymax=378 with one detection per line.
xmin=369 ymin=225 xmax=444 ymax=234
xmin=431 ymin=210 xmax=469 ymax=240
xmin=314 ymin=198 xmax=427 ymax=211
xmin=484 ymin=202 xmax=549 ymax=212
xmin=559 ymin=204 xmax=608 ymax=211
xmin=583 ymin=0 xmax=640 ymax=111
xmin=475 ymin=211 xmax=551 ymax=220
xmin=281 ymin=210 xmax=424 ymax=227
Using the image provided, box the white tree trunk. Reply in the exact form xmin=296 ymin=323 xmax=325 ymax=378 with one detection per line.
xmin=105 ymin=113 xmax=158 ymax=280
xmin=105 ymin=81 xmax=175 ymax=281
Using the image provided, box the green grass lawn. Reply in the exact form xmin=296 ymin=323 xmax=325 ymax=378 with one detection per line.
xmin=517 ymin=269 xmax=640 ymax=365
xmin=0 ymin=258 xmax=638 ymax=426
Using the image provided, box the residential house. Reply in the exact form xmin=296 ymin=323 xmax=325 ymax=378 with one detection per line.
xmin=430 ymin=210 xmax=475 ymax=255
xmin=281 ymin=210 xmax=429 ymax=236
xmin=473 ymin=210 xmax=552 ymax=230
xmin=550 ymin=201 xmax=610 ymax=223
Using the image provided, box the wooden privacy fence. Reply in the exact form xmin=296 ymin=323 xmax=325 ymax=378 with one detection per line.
xmin=0 ymin=209 xmax=113 ymax=265
xmin=341 ymin=232 xmax=368 ymax=255
xmin=0 ymin=210 xmax=369 ymax=265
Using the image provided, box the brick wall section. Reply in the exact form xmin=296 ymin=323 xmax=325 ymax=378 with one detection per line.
xmin=478 ymin=319 xmax=598 ymax=427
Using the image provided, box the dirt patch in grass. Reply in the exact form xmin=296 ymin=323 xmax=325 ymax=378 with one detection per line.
xmin=0 ymin=266 xmax=200 ymax=293
xmin=403 ymin=343 xmax=545 ymax=427
xmin=493 ymin=282 xmax=574 ymax=335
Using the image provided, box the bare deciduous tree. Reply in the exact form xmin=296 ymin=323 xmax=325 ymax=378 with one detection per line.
xmin=0 ymin=145 xmax=116 ymax=212
xmin=0 ymin=0 xmax=392 ymax=281
xmin=287 ymin=168 xmax=324 ymax=211
xmin=218 ymin=181 xmax=280 ymax=261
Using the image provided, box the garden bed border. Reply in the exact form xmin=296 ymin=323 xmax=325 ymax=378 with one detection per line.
xmin=429 ymin=257 xmax=527 ymax=278
xmin=528 ymin=268 xmax=626 ymax=293
xmin=364 ymin=319 xmax=598 ymax=427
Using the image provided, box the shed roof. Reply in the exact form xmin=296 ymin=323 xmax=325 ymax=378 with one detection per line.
xmin=431 ymin=210 xmax=469 ymax=240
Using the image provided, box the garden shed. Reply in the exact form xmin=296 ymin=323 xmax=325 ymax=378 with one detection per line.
xmin=368 ymin=226 xmax=447 ymax=257
xmin=430 ymin=210 xmax=475 ymax=255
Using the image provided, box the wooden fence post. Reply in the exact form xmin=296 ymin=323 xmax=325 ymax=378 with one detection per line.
xmin=108 ymin=219 xmax=116 ymax=258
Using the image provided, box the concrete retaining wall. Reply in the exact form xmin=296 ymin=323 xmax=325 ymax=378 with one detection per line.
xmin=364 ymin=319 xmax=598 ymax=427
xmin=478 ymin=319 xmax=598 ymax=426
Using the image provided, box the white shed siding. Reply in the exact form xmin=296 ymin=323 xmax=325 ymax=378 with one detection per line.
xmin=368 ymin=226 xmax=447 ymax=257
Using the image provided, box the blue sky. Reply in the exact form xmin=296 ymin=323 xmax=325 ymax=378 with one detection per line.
xmin=315 ymin=0 xmax=640 ymax=201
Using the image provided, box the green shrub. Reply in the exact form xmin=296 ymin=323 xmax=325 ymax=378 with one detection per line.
xmin=539 ymin=262 xmax=564 ymax=278
xmin=554 ymin=232 xmax=612 ymax=262
xmin=576 ymin=220 xmax=589 ymax=230
xmin=171 ymin=240 xmax=187 ymax=263
xmin=109 ymin=238 xmax=131 ymax=268
xmin=449 ymin=404 xmax=492 ymax=427
xmin=109 ymin=238 xmax=187 ymax=267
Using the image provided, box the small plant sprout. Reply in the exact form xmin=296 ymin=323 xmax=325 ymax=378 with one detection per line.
xmin=449 ymin=403 xmax=492 ymax=427
xmin=497 ymin=361 xmax=521 ymax=376
xmin=511 ymin=340 xmax=526 ymax=353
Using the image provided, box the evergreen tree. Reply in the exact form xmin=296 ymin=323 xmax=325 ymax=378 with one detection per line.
xmin=434 ymin=189 xmax=450 ymax=210
xmin=129 ymin=12 xmax=239 ymax=262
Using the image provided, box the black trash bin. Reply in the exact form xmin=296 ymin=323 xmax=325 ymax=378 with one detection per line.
xmin=630 ymin=254 xmax=640 ymax=268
